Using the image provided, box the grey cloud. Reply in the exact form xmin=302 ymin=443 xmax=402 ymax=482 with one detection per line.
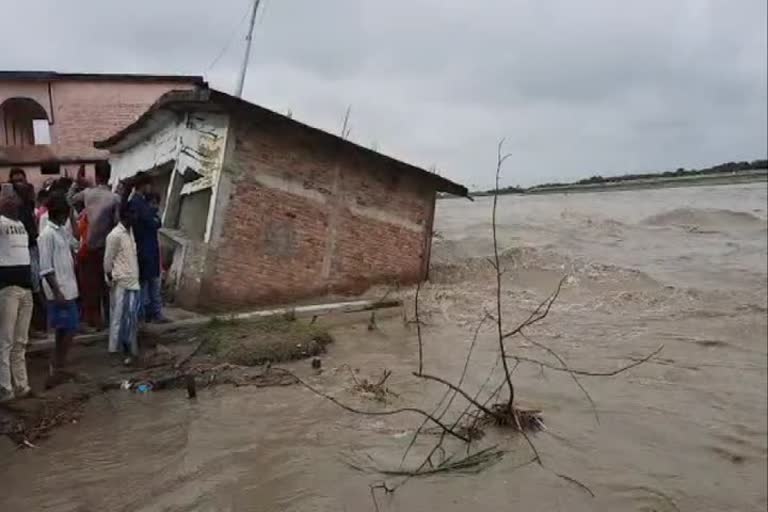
xmin=1 ymin=0 xmax=765 ymax=188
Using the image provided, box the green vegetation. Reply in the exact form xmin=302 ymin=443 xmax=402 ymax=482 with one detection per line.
xmin=201 ymin=316 xmax=334 ymax=366
xmin=473 ymin=159 xmax=768 ymax=196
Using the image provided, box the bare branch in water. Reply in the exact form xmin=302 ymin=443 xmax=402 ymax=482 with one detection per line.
xmin=511 ymin=345 xmax=664 ymax=377
xmin=369 ymin=481 xmax=394 ymax=512
xmin=492 ymin=138 xmax=517 ymax=411
xmin=415 ymin=280 xmax=424 ymax=376
xmin=414 ymin=372 xmax=499 ymax=419
xmin=519 ymin=331 xmax=600 ymax=424
xmin=270 ymin=367 xmax=471 ymax=443
xmin=552 ymin=470 xmax=596 ymax=497
xmin=399 ymin=313 xmax=489 ymax=468
xmin=502 ymin=275 xmax=567 ymax=340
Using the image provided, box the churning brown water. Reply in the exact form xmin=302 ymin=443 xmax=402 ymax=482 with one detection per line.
xmin=1 ymin=183 xmax=766 ymax=512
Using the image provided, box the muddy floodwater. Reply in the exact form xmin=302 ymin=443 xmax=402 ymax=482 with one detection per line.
xmin=1 ymin=183 xmax=766 ymax=511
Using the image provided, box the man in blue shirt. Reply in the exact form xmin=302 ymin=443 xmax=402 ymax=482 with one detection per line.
xmin=128 ymin=173 xmax=169 ymax=323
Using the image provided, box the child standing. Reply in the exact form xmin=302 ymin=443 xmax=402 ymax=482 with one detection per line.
xmin=38 ymin=193 xmax=80 ymax=384
xmin=104 ymin=203 xmax=141 ymax=363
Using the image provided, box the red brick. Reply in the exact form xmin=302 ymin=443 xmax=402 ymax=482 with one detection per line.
xmin=200 ymin=112 xmax=436 ymax=309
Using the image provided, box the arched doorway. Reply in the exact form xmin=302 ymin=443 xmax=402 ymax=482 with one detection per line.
xmin=0 ymin=97 xmax=50 ymax=146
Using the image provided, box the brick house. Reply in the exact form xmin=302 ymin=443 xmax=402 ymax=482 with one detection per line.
xmin=95 ymin=87 xmax=467 ymax=310
xmin=0 ymin=71 xmax=204 ymax=187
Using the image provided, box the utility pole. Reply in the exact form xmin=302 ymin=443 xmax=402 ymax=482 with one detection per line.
xmin=235 ymin=0 xmax=261 ymax=98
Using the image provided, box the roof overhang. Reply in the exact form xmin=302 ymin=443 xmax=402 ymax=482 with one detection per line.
xmin=0 ymin=70 xmax=206 ymax=85
xmin=0 ymin=145 xmax=106 ymax=166
xmin=95 ymin=88 xmax=469 ymax=197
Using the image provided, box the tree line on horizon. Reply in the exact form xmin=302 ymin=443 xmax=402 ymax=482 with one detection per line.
xmin=474 ymin=158 xmax=768 ymax=196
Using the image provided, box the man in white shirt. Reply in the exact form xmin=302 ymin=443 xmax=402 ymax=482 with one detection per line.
xmin=38 ymin=193 xmax=80 ymax=384
xmin=104 ymin=202 xmax=141 ymax=363
xmin=0 ymin=184 xmax=33 ymax=401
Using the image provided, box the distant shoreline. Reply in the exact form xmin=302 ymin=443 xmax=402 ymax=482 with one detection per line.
xmin=520 ymin=169 xmax=767 ymax=195
xmin=460 ymin=169 xmax=767 ymax=198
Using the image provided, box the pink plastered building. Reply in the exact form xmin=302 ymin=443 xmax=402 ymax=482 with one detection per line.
xmin=0 ymin=71 xmax=205 ymax=189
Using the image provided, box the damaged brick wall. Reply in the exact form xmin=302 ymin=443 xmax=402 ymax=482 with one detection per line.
xmin=200 ymin=111 xmax=435 ymax=308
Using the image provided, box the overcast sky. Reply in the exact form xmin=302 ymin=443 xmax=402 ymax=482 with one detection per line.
xmin=1 ymin=0 xmax=766 ymax=188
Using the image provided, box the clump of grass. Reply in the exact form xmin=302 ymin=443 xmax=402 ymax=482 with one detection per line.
xmin=201 ymin=316 xmax=334 ymax=366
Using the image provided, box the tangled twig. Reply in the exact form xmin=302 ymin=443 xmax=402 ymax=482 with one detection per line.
xmin=271 ymin=367 xmax=471 ymax=443
xmin=510 ymin=345 xmax=664 ymax=377
xmin=350 ymin=369 xmax=399 ymax=403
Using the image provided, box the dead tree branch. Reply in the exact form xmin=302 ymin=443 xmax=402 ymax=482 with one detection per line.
xmin=492 ymin=138 xmax=517 ymax=412
xmin=271 ymin=367 xmax=471 ymax=443
xmin=414 ymin=372 xmax=498 ymax=419
xmin=399 ymin=313 xmax=489 ymax=467
xmin=552 ymin=470 xmax=596 ymax=497
xmin=369 ymin=481 xmax=394 ymax=512
xmin=415 ymin=280 xmax=424 ymax=376
xmin=435 ymin=313 xmax=490 ymax=421
xmin=510 ymin=345 xmax=664 ymax=377
xmin=519 ymin=331 xmax=599 ymax=424
xmin=377 ymin=446 xmax=506 ymax=476
xmin=502 ymin=275 xmax=566 ymax=340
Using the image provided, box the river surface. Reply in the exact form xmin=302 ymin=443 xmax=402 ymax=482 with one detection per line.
xmin=1 ymin=184 xmax=766 ymax=511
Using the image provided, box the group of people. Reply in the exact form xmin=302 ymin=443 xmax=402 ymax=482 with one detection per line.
xmin=0 ymin=163 xmax=167 ymax=401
